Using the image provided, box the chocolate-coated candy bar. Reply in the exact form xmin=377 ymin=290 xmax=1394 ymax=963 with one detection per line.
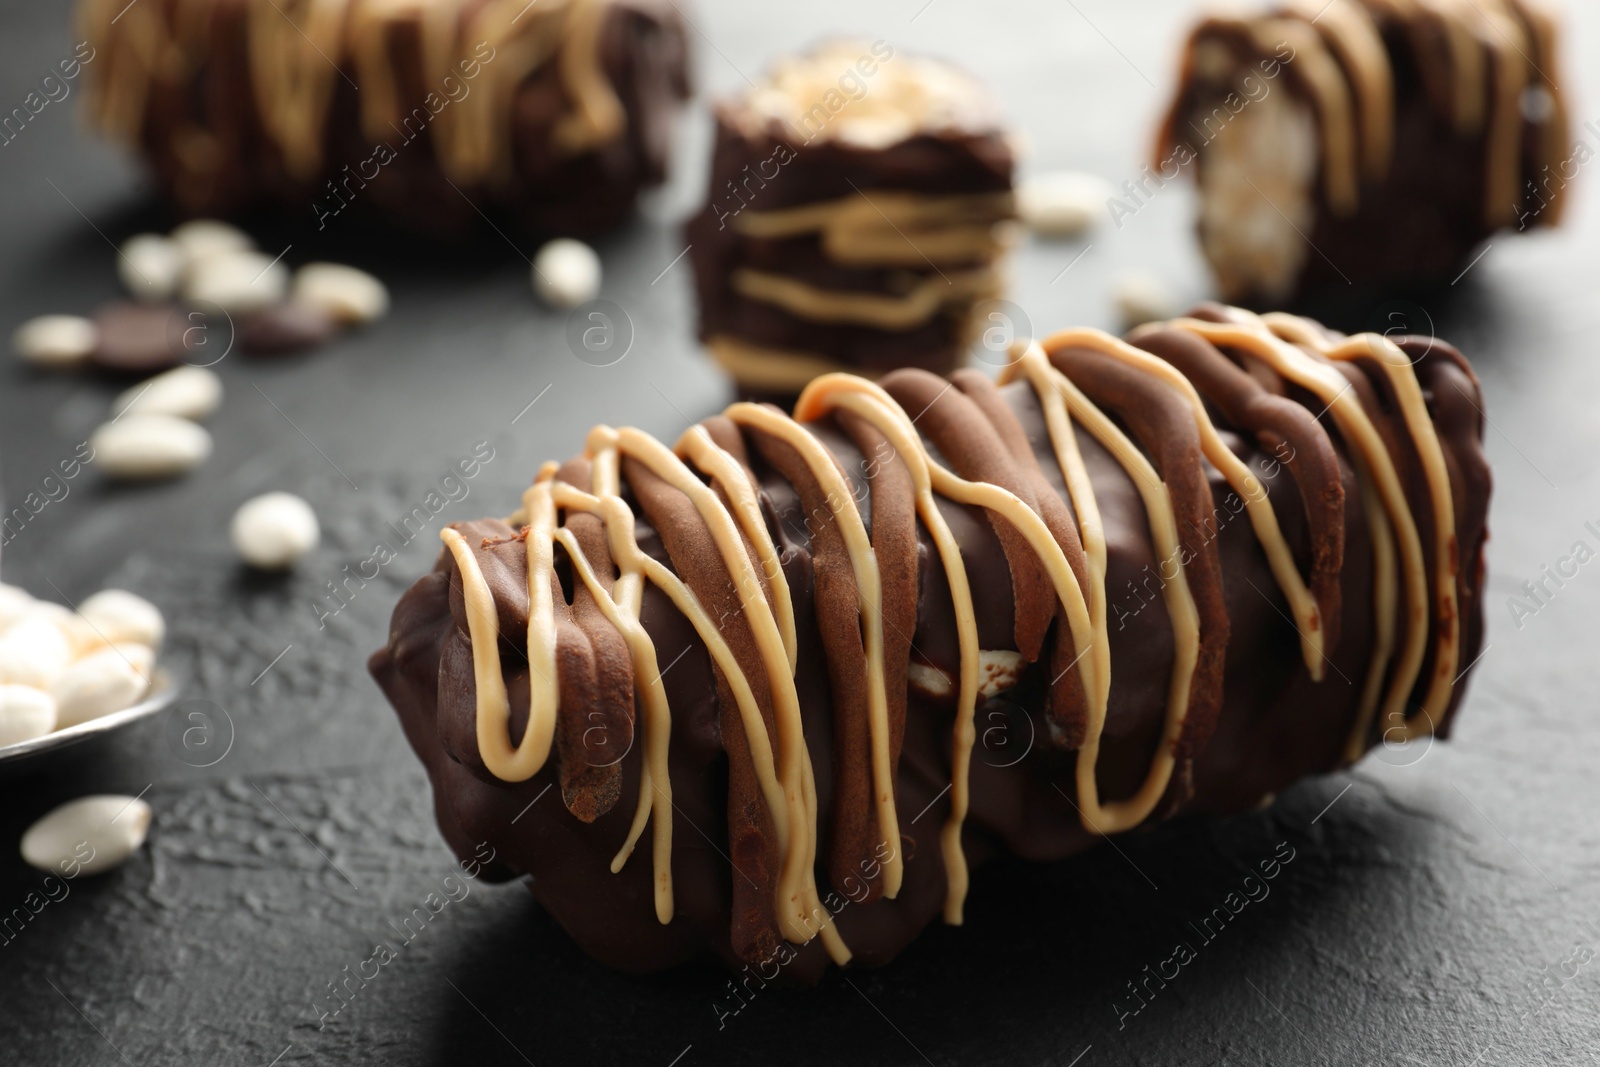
xmin=370 ymin=304 xmax=1490 ymax=979
xmin=686 ymin=40 xmax=1015 ymax=396
xmin=1152 ymin=0 xmax=1569 ymax=304
xmin=76 ymin=0 xmax=691 ymax=236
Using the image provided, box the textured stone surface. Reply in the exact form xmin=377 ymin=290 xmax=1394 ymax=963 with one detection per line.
xmin=3 ymin=0 xmax=1600 ymax=1064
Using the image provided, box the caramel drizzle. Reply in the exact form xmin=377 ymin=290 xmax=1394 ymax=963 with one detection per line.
xmin=1258 ymin=312 xmax=1460 ymax=734
xmin=1163 ymin=0 xmax=1566 ymax=227
xmin=706 ymin=190 xmax=1014 ymax=384
xmin=1034 ymin=329 xmax=1327 ymax=677
xmin=1285 ymin=0 xmax=1393 ymax=180
xmin=78 ymin=0 xmax=626 ymax=186
xmin=730 ymin=266 xmax=1002 ymax=331
xmin=1173 ymin=312 xmax=1458 ymax=752
xmin=994 ymin=348 xmax=1201 ymax=832
xmin=733 ymin=191 xmax=1015 ymax=268
xmin=441 ymin=317 xmax=1458 ymax=954
xmin=794 ymin=369 xmax=1105 ymax=922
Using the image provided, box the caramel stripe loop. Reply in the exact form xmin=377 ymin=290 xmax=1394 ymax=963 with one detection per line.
xmin=730 ymin=267 xmax=1002 ymax=331
xmin=1284 ymin=0 xmax=1394 ymax=180
xmin=994 ymin=348 xmax=1203 ymax=834
xmin=1170 ymin=315 xmax=1441 ymax=752
xmin=439 ymin=503 xmax=559 ymax=784
xmin=1038 ymin=329 xmax=1327 ymax=678
xmin=574 ymin=437 xmax=845 ymax=959
xmin=1259 ymin=313 xmax=1460 ymax=730
xmin=721 ymin=404 xmax=906 ymax=905
xmin=1123 ymin=321 xmax=1347 ymax=645
xmin=795 ymin=369 xmax=1108 ymax=923
xmin=603 ymin=426 xmax=848 ymax=961
xmin=674 ymin=426 xmax=799 ymax=672
xmin=732 ymin=192 xmax=1016 ymax=268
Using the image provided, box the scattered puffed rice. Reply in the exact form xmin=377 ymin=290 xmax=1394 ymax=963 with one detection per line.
xmin=90 ymin=414 xmax=213 ymax=480
xmin=52 ymin=645 xmax=154 ymax=729
xmin=1112 ymin=270 xmax=1179 ymax=329
xmin=976 ymin=649 xmax=1026 ymax=700
xmin=908 ymin=661 xmax=953 ymax=700
xmin=1018 ymin=171 xmax=1115 ymax=237
xmin=21 ymin=795 xmax=152 ymax=876
xmin=0 ymin=685 xmax=57 ymax=746
xmin=0 ymin=584 xmax=34 ymax=630
xmin=291 ymin=263 xmax=389 ymax=325
xmin=0 ymin=617 xmax=73 ymax=690
xmin=231 ymin=492 xmax=320 ymax=570
xmin=77 ymin=590 xmax=165 ymax=650
xmin=533 ymin=238 xmax=601 ymax=309
xmin=12 ymin=314 xmax=98 ymax=368
xmin=183 ymin=249 xmax=289 ymax=316
xmin=118 ymin=234 xmax=185 ymax=302
xmin=170 ymin=219 xmax=253 ymax=267
xmin=112 ymin=366 xmax=222 ymax=421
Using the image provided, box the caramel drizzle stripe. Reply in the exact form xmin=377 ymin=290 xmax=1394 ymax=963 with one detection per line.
xmin=717 ymin=181 xmax=1012 ymax=369
xmin=247 ymin=0 xmax=346 ymax=181
xmin=1173 ymin=316 xmax=1439 ymax=748
xmin=1260 ymin=313 xmax=1460 ymax=729
xmin=552 ymin=0 xmax=626 ymax=154
xmin=1262 ymin=17 xmax=1363 ymax=214
xmin=1513 ymin=0 xmax=1571 ymax=224
xmin=1195 ymin=16 xmax=1362 ymax=215
xmin=1006 ymin=349 xmax=1113 ymax=722
xmin=1466 ymin=1 xmax=1531 ymax=229
xmin=1347 ymin=475 xmax=1400 ymax=761
xmin=541 ymin=436 xmax=849 ymax=961
xmin=1286 ymin=0 xmax=1394 ymax=179
xmin=79 ymin=0 xmax=625 ymax=187
xmin=720 ymin=403 xmax=905 ymax=903
xmin=548 ymin=517 xmax=674 ymax=918
xmin=552 ymin=447 xmax=682 ymax=913
xmin=1039 ymin=327 xmax=1327 ymax=678
xmin=794 ymin=367 xmax=1108 ymax=922
xmin=1000 ymin=347 xmax=1202 ymax=832
xmin=675 ymin=427 xmax=799 ymax=672
xmin=550 ymin=442 xmax=660 ymax=860
xmin=79 ymin=0 xmax=164 ymax=147
xmin=533 ymin=441 xmax=670 ymax=904
xmin=613 ymin=425 xmax=845 ymax=957
xmin=1414 ymin=0 xmax=1489 ymax=130
xmin=433 ymin=0 xmax=576 ymax=180
xmin=730 ymin=267 xmax=1001 ymax=331
xmin=439 ymin=504 xmax=559 ymax=782
xmin=732 ymin=192 xmax=1015 ymax=268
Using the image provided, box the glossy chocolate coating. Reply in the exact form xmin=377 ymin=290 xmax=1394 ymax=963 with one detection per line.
xmin=85 ymin=0 xmax=691 ymax=236
xmin=370 ymin=312 xmax=1490 ymax=980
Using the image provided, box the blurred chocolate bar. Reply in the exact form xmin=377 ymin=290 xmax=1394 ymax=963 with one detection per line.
xmin=687 ymin=40 xmax=1016 ymax=396
xmin=76 ymin=0 xmax=691 ymax=236
xmin=1153 ymin=0 xmax=1570 ymax=304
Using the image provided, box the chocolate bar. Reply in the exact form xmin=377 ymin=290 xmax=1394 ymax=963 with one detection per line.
xmin=76 ymin=0 xmax=691 ymax=235
xmin=686 ymin=40 xmax=1015 ymax=395
xmin=1153 ymin=0 xmax=1569 ymax=303
xmin=370 ymin=304 xmax=1490 ymax=979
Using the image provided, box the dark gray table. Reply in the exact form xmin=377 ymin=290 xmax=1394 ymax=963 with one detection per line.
xmin=3 ymin=1 xmax=1598 ymax=1064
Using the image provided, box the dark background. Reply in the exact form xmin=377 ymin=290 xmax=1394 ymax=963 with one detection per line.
xmin=3 ymin=1 xmax=1599 ymax=1064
